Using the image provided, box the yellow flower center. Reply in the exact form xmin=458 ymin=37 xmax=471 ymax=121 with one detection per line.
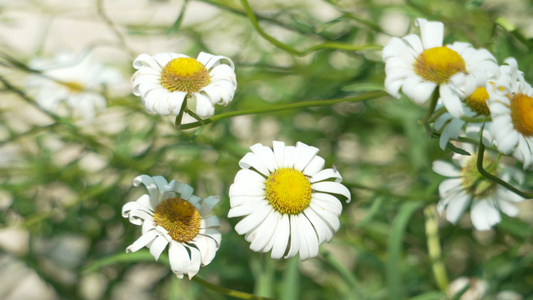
xmin=153 ymin=197 xmax=201 ymax=243
xmin=265 ymin=168 xmax=312 ymax=215
xmin=414 ymin=47 xmax=467 ymax=84
xmin=465 ymin=86 xmax=490 ymax=115
xmin=510 ymin=93 xmax=533 ymax=136
xmin=160 ymin=57 xmax=210 ymax=94
xmin=460 ymin=155 xmax=497 ymax=197
xmin=62 ymin=81 xmax=84 ymax=93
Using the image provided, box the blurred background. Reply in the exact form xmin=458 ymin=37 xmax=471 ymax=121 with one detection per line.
xmin=1 ymin=0 xmax=533 ymax=299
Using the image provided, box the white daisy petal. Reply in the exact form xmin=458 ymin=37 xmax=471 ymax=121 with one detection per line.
xmin=150 ymin=236 xmax=170 ymax=261
xmin=293 ymin=142 xmax=319 ymax=171
xmin=444 ymin=192 xmax=470 ymax=224
xmin=470 ymin=200 xmax=501 ymax=231
xmin=310 ymin=168 xmax=342 ymax=183
xmin=416 ymin=18 xmax=443 ymax=49
xmin=238 ymin=152 xmax=271 ymax=176
xmin=126 ymin=229 xmax=159 ymax=253
xmin=310 ymin=192 xmax=343 ymax=216
xmin=312 ymin=181 xmax=351 ymax=202
xmin=295 ymin=214 xmax=320 ymax=260
xmin=270 ymin=214 xmax=290 ymax=259
xmin=248 ymin=210 xmax=279 ymax=252
xmin=169 ymin=242 xmax=191 ymax=277
xmin=303 ymin=207 xmax=334 ymax=243
xmin=432 ymin=160 xmax=461 ymax=177
xmin=284 ymin=215 xmax=302 ymax=258
xmin=302 ymin=156 xmax=326 ymax=177
xmin=187 ymin=245 xmax=202 ymax=278
xmin=234 ymin=205 xmax=272 ymax=235
xmin=228 ymin=198 xmax=269 ymax=218
xmin=250 ymin=143 xmax=279 ymax=172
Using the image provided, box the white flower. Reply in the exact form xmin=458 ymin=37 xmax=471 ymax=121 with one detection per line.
xmin=487 ymin=58 xmax=533 ymax=169
xmin=432 ymin=144 xmax=524 ymax=230
xmin=382 ymin=18 xmax=499 ymax=117
xmin=122 ymin=175 xmax=221 ymax=279
xmin=434 ymin=83 xmax=494 ymax=150
xmin=228 ymin=141 xmax=351 ymax=261
xmin=26 ymin=53 xmax=123 ymax=122
xmin=131 ymin=52 xmax=237 ymax=119
xmin=447 ymin=277 xmax=488 ymax=300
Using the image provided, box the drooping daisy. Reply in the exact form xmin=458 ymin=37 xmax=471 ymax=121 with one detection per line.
xmin=432 ymin=144 xmax=524 ymax=230
xmin=26 ymin=53 xmax=124 ymax=121
xmin=382 ymin=18 xmax=499 ymax=117
xmin=434 ymin=83 xmax=494 ymax=150
xmin=228 ymin=141 xmax=351 ymax=261
xmin=122 ymin=175 xmax=221 ymax=278
xmin=131 ymin=52 xmax=237 ymax=119
xmin=487 ymin=58 xmax=533 ymax=169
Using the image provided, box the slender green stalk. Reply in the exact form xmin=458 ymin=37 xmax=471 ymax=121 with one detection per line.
xmin=168 ymin=0 xmax=190 ymax=36
xmin=239 ymin=0 xmax=381 ymax=56
xmin=323 ymin=0 xmax=384 ymax=33
xmin=96 ymin=0 xmax=136 ymax=59
xmin=192 ymin=276 xmax=275 ymax=300
xmin=177 ymin=91 xmax=387 ymax=130
xmin=321 ymin=248 xmax=364 ymax=299
xmin=420 ymin=89 xmax=439 ymax=137
xmin=476 ymin=138 xmax=533 ymax=199
xmin=424 ymin=205 xmax=449 ymax=292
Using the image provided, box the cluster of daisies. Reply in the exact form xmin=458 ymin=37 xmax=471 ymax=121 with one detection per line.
xmin=27 ymin=19 xmax=530 ymax=280
xmin=383 ymin=19 xmax=531 ymax=230
xmin=122 ymin=52 xmax=351 ymax=278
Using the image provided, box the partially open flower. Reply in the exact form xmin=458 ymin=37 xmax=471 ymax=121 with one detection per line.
xmin=131 ymin=52 xmax=237 ymax=119
xmin=122 ymin=175 xmax=221 ymax=278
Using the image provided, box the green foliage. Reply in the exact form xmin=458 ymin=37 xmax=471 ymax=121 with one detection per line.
xmin=0 ymin=0 xmax=532 ymax=299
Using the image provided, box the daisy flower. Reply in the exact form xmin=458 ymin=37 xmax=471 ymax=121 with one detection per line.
xmin=122 ymin=175 xmax=221 ymax=278
xmin=487 ymin=58 xmax=533 ymax=169
xmin=434 ymin=83 xmax=494 ymax=150
xmin=382 ymin=18 xmax=499 ymax=117
xmin=228 ymin=141 xmax=351 ymax=261
xmin=432 ymin=144 xmax=524 ymax=230
xmin=26 ymin=53 xmax=123 ymax=121
xmin=131 ymin=52 xmax=237 ymax=119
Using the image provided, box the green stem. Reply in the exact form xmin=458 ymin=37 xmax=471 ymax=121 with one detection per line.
xmin=428 ymin=106 xmax=447 ymax=123
xmin=96 ymin=0 xmax=136 ymax=59
xmin=239 ymin=0 xmax=381 ymax=56
xmin=178 ymin=91 xmax=387 ymax=130
xmin=320 ymin=248 xmax=363 ymax=298
xmin=420 ymin=89 xmax=439 ymax=137
xmin=476 ymin=134 xmax=533 ymax=199
xmin=323 ymin=0 xmax=384 ymax=33
xmin=424 ymin=205 xmax=449 ymax=292
xmin=460 ymin=116 xmax=491 ymax=123
xmin=192 ymin=276 xmax=275 ymax=300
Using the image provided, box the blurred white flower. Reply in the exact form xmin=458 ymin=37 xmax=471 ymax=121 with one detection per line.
xmin=26 ymin=53 xmax=124 ymax=122
xmin=382 ymin=18 xmax=499 ymax=117
xmin=122 ymin=175 xmax=221 ymax=279
xmin=432 ymin=144 xmax=525 ymax=230
xmin=487 ymin=58 xmax=533 ymax=169
xmin=447 ymin=277 xmax=488 ymax=300
xmin=131 ymin=52 xmax=236 ymax=119
xmin=228 ymin=141 xmax=351 ymax=261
